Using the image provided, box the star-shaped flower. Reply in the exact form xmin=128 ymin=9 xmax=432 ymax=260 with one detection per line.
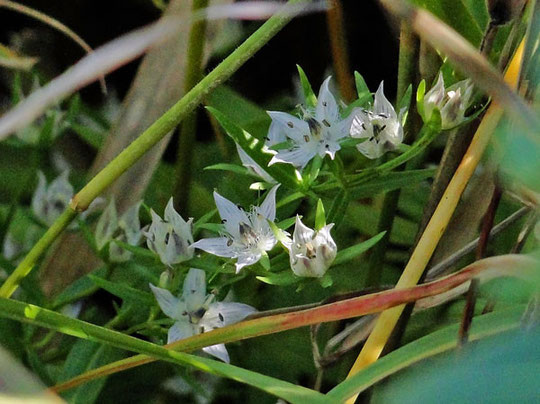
xmin=150 ymin=268 xmax=257 ymax=363
xmin=284 ymin=216 xmax=337 ymax=278
xmin=143 ymin=198 xmax=194 ymax=267
xmin=265 ymin=77 xmax=354 ymax=169
xmin=350 ymin=82 xmax=404 ymax=159
xmin=192 ymin=185 xmax=279 ymax=273
xmin=423 ymin=72 xmax=473 ymax=129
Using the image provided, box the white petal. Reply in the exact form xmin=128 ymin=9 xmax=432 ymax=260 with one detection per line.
xmin=357 ymin=138 xmax=385 ymax=159
xmin=267 ymin=111 xmax=310 ymax=143
xmin=191 ymin=237 xmax=236 ymax=258
xmin=349 ymin=110 xmax=370 ymax=137
xmin=164 ymin=198 xmax=193 ymax=242
xmin=270 ymin=147 xmax=315 ymax=170
xmin=203 ymin=302 xmax=257 ymax=327
xmin=315 ymin=76 xmax=339 ymax=123
xmin=149 ymin=283 xmax=185 ymax=320
xmin=374 ymin=82 xmax=397 ymax=120
xmin=213 ymin=191 xmax=249 ymax=237
xmin=31 ymin=171 xmax=47 ymax=218
xmin=293 ymin=215 xmax=314 ymax=245
xmin=266 ymin=119 xmax=287 ymax=146
xmin=236 ymin=144 xmax=276 ymax=183
xmin=119 ymin=201 xmax=142 ymax=245
xmin=168 ymin=321 xmax=197 ymax=344
xmin=257 ymin=184 xmax=279 ymax=221
xmin=235 ymin=252 xmax=261 ymax=273
xmin=182 ymin=268 xmax=207 ymax=311
xmin=203 ymin=344 xmax=230 ymax=363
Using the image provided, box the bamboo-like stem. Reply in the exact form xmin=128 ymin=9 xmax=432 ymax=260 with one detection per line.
xmin=173 ymin=0 xmax=209 ymax=214
xmin=0 ymin=0 xmax=307 ymax=299
xmin=344 ymin=40 xmax=525 ymax=402
xmin=45 ymin=254 xmax=533 ymax=393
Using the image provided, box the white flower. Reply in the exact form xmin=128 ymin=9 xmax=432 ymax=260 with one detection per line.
xmin=31 ymin=171 xmax=73 ymax=226
xmin=192 ymin=185 xmax=279 ymax=273
xmin=423 ymin=72 xmax=473 ymax=129
xmin=284 ymin=216 xmax=337 ymax=278
xmin=350 ymin=82 xmax=404 ymax=159
xmin=236 ymin=144 xmax=276 ymax=184
xmin=143 ymin=198 xmax=194 ymax=267
xmin=149 ymin=268 xmax=256 ymax=363
xmin=95 ymin=199 xmax=142 ymax=262
xmin=265 ymin=77 xmax=354 ymax=169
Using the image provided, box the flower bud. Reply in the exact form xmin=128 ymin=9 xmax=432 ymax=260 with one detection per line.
xmin=423 ymin=73 xmax=473 ymax=130
xmin=286 ymin=216 xmax=337 ymax=278
xmin=143 ymin=198 xmax=194 ymax=267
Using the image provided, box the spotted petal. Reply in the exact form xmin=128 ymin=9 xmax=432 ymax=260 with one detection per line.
xmin=191 ymin=237 xmax=236 ymax=258
xmin=267 ymin=111 xmax=310 ymax=143
xmin=315 ymin=76 xmax=339 ymax=124
xmin=182 ymin=268 xmax=207 ymax=311
xmin=213 ymin=191 xmax=250 ymax=238
xmin=203 ymin=302 xmax=257 ymax=328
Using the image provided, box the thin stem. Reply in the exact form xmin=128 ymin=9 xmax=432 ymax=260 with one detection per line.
xmin=0 ymin=0 xmax=307 ymax=299
xmin=326 ymin=0 xmax=355 ymax=102
xmin=344 ymin=41 xmax=524 ymax=402
xmin=173 ymin=0 xmax=209 ymax=214
xmin=0 ymin=208 xmax=77 ymax=298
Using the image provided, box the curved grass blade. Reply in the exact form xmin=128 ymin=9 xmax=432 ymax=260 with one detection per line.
xmin=48 ymin=254 xmax=537 ymax=393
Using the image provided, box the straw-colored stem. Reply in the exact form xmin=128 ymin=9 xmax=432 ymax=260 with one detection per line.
xmin=344 ymin=40 xmax=524 ymax=404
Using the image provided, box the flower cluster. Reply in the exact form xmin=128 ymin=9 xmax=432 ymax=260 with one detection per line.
xmin=263 ymin=77 xmax=403 ymax=167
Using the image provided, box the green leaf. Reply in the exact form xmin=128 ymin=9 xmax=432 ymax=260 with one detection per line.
xmin=411 ymin=0 xmax=483 ymax=46
xmin=397 ymin=84 xmax=412 ymax=125
xmin=71 ymin=123 xmax=105 ymax=149
xmin=207 ymin=106 xmax=301 ymax=190
xmin=112 ymin=240 xmax=158 ymax=266
xmin=205 ymin=85 xmax=270 ymax=138
xmin=327 ymin=306 xmax=525 ymax=402
xmin=416 ymin=79 xmax=426 ymax=120
xmin=327 ymin=189 xmax=349 ymax=228
xmin=333 ymin=231 xmax=386 ymax=266
xmin=204 ymin=163 xmax=254 ymax=178
xmin=296 ymin=64 xmax=317 ymax=108
xmin=315 ymin=199 xmax=326 ymax=230
xmin=354 ymin=71 xmax=373 ymax=104
xmin=0 ymin=298 xmax=328 ymax=404
xmin=348 ymin=169 xmax=436 ymax=199
xmin=60 ymin=340 xmax=125 ymax=404
xmin=52 ymin=266 xmax=109 ymax=309
xmin=257 ymin=271 xmax=298 ymax=286
xmin=88 ymin=275 xmax=154 ymax=305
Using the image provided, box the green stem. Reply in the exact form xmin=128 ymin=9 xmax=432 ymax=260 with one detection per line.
xmin=0 ymin=297 xmax=327 ymax=404
xmin=173 ymin=0 xmax=209 ymax=214
xmin=0 ymin=0 xmax=307 ymax=299
xmin=0 ymin=208 xmax=77 ymax=298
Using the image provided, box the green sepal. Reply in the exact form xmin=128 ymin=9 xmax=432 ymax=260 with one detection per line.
xmin=315 ymin=199 xmax=326 ymax=230
xmin=296 ymin=64 xmax=317 ymax=109
xmin=354 ymin=71 xmax=373 ymax=104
